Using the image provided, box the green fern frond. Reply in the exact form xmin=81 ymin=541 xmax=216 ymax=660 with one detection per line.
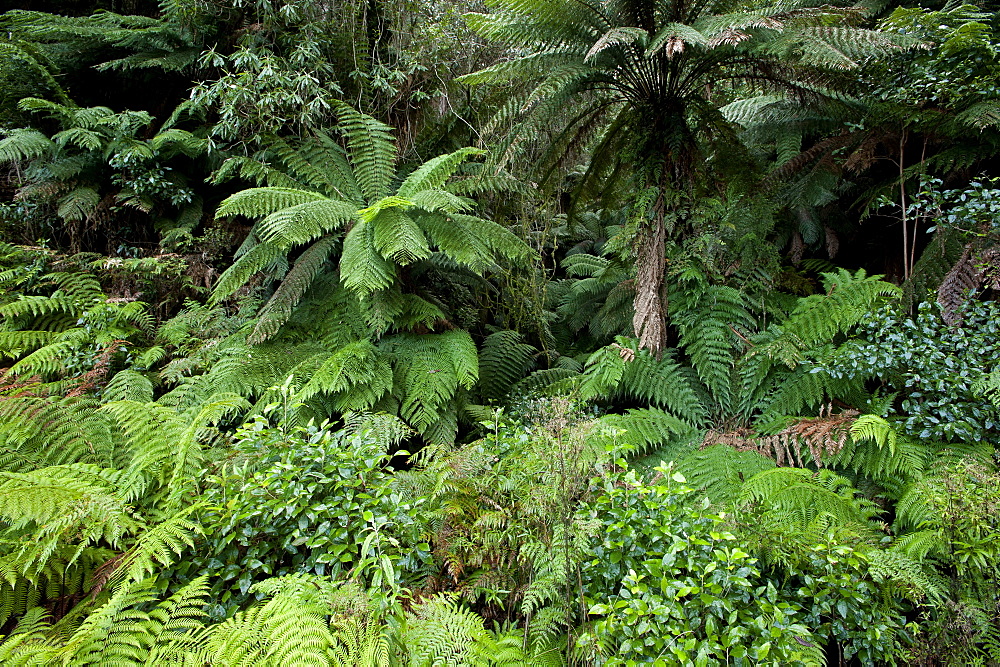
xmin=103 ymin=369 xmax=155 ymax=403
xmin=340 ymin=220 xmax=397 ymax=296
xmin=404 ymin=593 xmax=487 ymax=666
xmin=398 ymin=147 xmax=486 ymax=198
xmin=477 ymin=330 xmax=537 ymax=401
xmin=740 ymin=467 xmax=883 ymax=530
xmin=591 ymin=407 xmax=696 ymax=459
xmin=669 ymin=277 xmax=756 ymax=414
xmin=678 ymin=444 xmax=777 ymax=505
xmin=248 ymin=234 xmax=340 ymax=344
xmin=580 ymin=339 xmax=708 ymax=425
xmin=210 ymin=241 xmax=288 ymax=303
xmin=336 ymin=103 xmax=397 ymax=203
xmin=769 ymin=269 xmax=901 ymax=351
xmin=371 ymin=206 xmax=430 ymax=265
xmin=0 ymin=128 xmax=55 ymax=163
xmin=203 ymin=586 xmax=335 ymax=666
xmin=215 ymin=187 xmax=329 ymax=221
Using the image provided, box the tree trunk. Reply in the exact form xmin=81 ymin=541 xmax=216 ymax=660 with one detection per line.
xmin=633 ymin=197 xmax=667 ymax=357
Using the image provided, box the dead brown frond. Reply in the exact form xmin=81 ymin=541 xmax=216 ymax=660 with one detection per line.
xmin=824 ymin=224 xmax=839 ymax=259
xmin=0 ymin=370 xmax=46 ymax=398
xmin=703 ymin=406 xmax=860 ymax=467
xmin=938 ymin=244 xmax=981 ymax=325
xmin=610 ymin=342 xmax=636 ymax=362
xmin=709 ymin=28 xmax=750 ymax=47
xmin=87 ymin=551 xmax=128 ymax=598
xmin=665 ymin=36 xmax=685 ymax=57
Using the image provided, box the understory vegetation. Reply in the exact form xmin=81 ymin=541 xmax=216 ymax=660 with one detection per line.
xmin=0 ymin=0 xmax=999 ymax=664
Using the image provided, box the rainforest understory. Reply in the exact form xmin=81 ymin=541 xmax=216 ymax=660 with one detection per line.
xmin=0 ymin=0 xmax=999 ymax=664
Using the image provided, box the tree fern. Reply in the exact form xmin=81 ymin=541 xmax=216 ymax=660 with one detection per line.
xmin=212 ymin=112 xmax=527 ymax=344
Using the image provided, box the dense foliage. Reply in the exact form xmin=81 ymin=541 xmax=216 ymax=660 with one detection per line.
xmin=0 ymin=0 xmax=998 ymax=664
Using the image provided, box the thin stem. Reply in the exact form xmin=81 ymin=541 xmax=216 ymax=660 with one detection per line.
xmin=899 ymin=129 xmax=909 ymax=282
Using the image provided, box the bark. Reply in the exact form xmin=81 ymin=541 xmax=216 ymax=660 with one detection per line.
xmin=632 ymin=208 xmax=668 ymax=358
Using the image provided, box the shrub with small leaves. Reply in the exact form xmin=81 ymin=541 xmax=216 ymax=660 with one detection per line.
xmin=824 ymin=300 xmax=1000 ymax=442
xmin=579 ymin=464 xmax=824 ymax=666
xmin=783 ymin=543 xmax=912 ymax=665
xmin=161 ymin=418 xmax=430 ymax=618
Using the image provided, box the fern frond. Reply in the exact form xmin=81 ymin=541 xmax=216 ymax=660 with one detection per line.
xmin=248 ymin=234 xmax=340 ymax=343
xmin=591 ymin=407 xmax=696 ymax=459
xmin=477 ymin=330 xmax=536 ymax=401
xmin=740 ymin=467 xmax=883 ymax=530
xmin=0 ymin=128 xmax=55 ymax=163
xmin=336 ymin=103 xmax=397 ymax=202
xmin=678 ymin=444 xmax=776 ymax=505
xmin=404 ymin=594 xmax=487 ymax=666
xmin=398 ymin=147 xmax=486 ymax=198
xmin=340 ymin=220 xmax=396 ymax=296
xmin=215 ymin=187 xmax=328 ymax=221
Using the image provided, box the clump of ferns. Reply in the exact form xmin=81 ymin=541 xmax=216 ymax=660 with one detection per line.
xmin=400 ymin=397 xmax=602 ymax=629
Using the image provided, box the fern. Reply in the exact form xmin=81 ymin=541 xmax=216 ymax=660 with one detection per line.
xmin=389 ymin=331 xmax=479 ymax=442
xmin=329 ymin=613 xmax=393 ymax=667
xmin=765 ymin=269 xmax=901 ymax=352
xmin=403 ymin=593 xmax=487 ymax=666
xmin=589 ymin=407 xmax=696 ymax=459
xmin=335 ymin=103 xmax=397 ymax=203
xmin=739 ymin=467 xmax=883 ymax=533
xmin=476 ymin=330 xmax=537 ymax=402
xmin=202 ymin=592 xmax=335 ymax=666
xmin=212 ymin=112 xmax=525 ymax=347
xmin=678 ymin=444 xmax=777 ymax=505
xmin=668 ymin=272 xmax=756 ymax=415
xmin=579 ymin=338 xmax=708 ymax=426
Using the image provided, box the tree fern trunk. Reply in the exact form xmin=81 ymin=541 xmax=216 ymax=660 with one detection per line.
xmin=633 ymin=198 xmax=667 ymax=357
